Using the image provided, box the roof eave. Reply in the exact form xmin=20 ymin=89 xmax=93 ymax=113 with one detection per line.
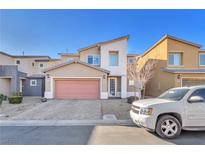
xmin=78 ymin=35 xmax=129 ymax=52
xmin=43 ymin=60 xmax=110 ymax=74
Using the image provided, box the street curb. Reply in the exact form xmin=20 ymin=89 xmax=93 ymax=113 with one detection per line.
xmin=0 ymin=120 xmax=135 ymax=126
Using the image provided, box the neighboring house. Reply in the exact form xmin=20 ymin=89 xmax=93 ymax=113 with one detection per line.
xmin=0 ymin=35 xmax=139 ymax=99
xmin=0 ymin=52 xmax=51 ymax=97
xmin=138 ymin=35 xmax=205 ymax=97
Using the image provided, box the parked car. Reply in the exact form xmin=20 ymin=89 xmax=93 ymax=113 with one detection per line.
xmin=130 ymin=85 xmax=205 ymax=139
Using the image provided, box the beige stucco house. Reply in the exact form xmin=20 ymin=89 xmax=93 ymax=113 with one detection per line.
xmin=138 ymin=35 xmax=205 ymax=97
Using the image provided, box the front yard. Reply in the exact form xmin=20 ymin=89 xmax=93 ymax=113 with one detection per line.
xmin=0 ymin=97 xmax=131 ymax=120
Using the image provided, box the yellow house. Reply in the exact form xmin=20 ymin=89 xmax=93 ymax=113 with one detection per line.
xmin=138 ymin=35 xmax=205 ymax=97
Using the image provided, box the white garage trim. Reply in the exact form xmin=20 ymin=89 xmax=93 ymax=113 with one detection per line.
xmin=45 ymin=76 xmax=107 ymax=99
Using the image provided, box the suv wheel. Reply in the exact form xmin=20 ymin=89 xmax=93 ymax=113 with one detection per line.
xmin=156 ymin=115 xmax=181 ymax=139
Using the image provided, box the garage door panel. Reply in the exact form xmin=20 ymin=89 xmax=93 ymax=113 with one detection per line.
xmin=182 ymin=78 xmax=205 ymax=87
xmin=55 ymin=80 xmax=99 ymax=99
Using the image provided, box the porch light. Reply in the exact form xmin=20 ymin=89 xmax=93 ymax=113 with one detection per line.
xmin=177 ymin=74 xmax=181 ymax=80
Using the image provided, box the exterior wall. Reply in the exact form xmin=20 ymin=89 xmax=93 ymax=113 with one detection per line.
xmin=22 ymin=78 xmax=45 ymax=97
xmin=14 ymin=57 xmax=47 ymax=76
xmin=44 ymin=63 xmax=108 ymax=99
xmin=138 ymin=39 xmax=168 ymax=68
xmin=0 ymin=53 xmax=14 ymax=65
xmin=0 ymin=78 xmax=11 ymax=96
xmin=167 ymin=38 xmax=201 ymax=69
xmin=79 ymin=47 xmax=100 ymax=63
xmin=100 ymin=39 xmax=128 ymax=76
xmin=137 ymin=39 xmax=169 ymax=97
xmin=146 ymin=69 xmax=175 ymax=97
xmin=0 ymin=65 xmax=23 ymax=94
xmin=60 ymin=55 xmax=80 ymax=62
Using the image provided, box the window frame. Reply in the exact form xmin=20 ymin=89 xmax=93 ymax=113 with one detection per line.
xmin=87 ymin=55 xmax=100 ymax=65
xmin=109 ymin=51 xmax=119 ymax=66
xmin=16 ymin=60 xmax=20 ymax=65
xmin=168 ymin=53 xmax=182 ymax=66
xmin=199 ymin=53 xmax=205 ymax=66
xmin=30 ymin=80 xmax=37 ymax=87
xmin=39 ymin=63 xmax=44 ymax=68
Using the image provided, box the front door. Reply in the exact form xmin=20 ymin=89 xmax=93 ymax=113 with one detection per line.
xmin=109 ymin=78 xmax=117 ymax=97
xmin=185 ymin=88 xmax=205 ymax=127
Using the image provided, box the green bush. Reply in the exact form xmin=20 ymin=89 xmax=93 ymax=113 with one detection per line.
xmin=8 ymin=96 xmax=23 ymax=104
xmin=0 ymin=94 xmax=7 ymax=105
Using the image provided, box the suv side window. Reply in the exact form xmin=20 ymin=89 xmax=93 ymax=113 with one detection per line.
xmin=189 ymin=88 xmax=205 ymax=103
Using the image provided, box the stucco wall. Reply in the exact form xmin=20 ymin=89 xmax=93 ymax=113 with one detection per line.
xmin=167 ymin=38 xmax=201 ymax=69
xmin=60 ymin=55 xmax=80 ymax=62
xmin=14 ymin=57 xmax=47 ymax=75
xmin=100 ymin=39 xmax=128 ymax=76
xmin=0 ymin=53 xmax=14 ymax=65
xmin=79 ymin=47 xmax=100 ymax=62
xmin=0 ymin=78 xmax=11 ymax=96
xmin=45 ymin=63 xmax=108 ymax=92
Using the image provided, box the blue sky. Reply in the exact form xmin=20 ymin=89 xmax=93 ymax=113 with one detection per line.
xmin=0 ymin=9 xmax=205 ymax=58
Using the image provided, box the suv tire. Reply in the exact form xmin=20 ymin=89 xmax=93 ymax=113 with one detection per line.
xmin=156 ymin=115 xmax=181 ymax=139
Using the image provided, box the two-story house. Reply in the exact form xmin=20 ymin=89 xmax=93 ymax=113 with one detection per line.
xmin=0 ymin=35 xmax=139 ymax=99
xmin=43 ymin=36 xmax=136 ymax=99
xmin=138 ymin=35 xmax=205 ymax=97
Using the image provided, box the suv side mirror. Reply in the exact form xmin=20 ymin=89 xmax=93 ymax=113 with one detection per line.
xmin=188 ymin=96 xmax=204 ymax=103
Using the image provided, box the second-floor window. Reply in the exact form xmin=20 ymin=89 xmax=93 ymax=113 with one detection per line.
xmin=87 ymin=55 xmax=100 ymax=65
xmin=16 ymin=60 xmax=20 ymax=65
xmin=40 ymin=63 xmax=44 ymax=68
xmin=168 ymin=53 xmax=182 ymax=66
xmin=109 ymin=51 xmax=119 ymax=66
xmin=199 ymin=53 xmax=205 ymax=66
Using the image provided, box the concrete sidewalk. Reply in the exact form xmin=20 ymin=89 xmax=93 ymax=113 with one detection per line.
xmin=0 ymin=119 xmax=135 ymax=126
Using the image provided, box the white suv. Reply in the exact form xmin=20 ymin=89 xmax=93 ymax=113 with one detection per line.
xmin=130 ymin=85 xmax=205 ymax=138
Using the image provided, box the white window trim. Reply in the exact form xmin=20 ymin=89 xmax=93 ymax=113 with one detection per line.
xmin=87 ymin=54 xmax=100 ymax=65
xmin=30 ymin=80 xmax=37 ymax=87
xmin=168 ymin=53 xmax=182 ymax=66
xmin=199 ymin=53 xmax=205 ymax=66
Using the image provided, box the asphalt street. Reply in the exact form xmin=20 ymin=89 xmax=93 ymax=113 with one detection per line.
xmin=0 ymin=125 xmax=205 ymax=145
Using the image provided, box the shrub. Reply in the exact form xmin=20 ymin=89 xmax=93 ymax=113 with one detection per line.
xmin=127 ymin=96 xmax=138 ymax=104
xmin=0 ymin=94 xmax=4 ymax=105
xmin=8 ymin=96 xmax=23 ymax=104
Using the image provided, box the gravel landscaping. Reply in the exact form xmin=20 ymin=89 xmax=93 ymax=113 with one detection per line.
xmin=0 ymin=97 xmax=131 ymax=120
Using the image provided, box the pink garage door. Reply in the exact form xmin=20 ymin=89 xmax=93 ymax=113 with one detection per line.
xmin=55 ymin=79 xmax=100 ymax=99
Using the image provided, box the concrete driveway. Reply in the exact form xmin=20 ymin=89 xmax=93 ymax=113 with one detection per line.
xmin=0 ymin=97 xmax=131 ymax=120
